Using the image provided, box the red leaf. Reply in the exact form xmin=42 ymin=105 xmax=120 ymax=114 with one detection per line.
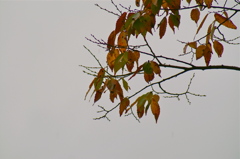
xmin=115 ymin=12 xmax=127 ymax=34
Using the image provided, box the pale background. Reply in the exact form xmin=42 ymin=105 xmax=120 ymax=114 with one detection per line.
xmin=0 ymin=1 xmax=239 ymax=159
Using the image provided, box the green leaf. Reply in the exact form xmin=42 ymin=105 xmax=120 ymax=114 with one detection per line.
xmin=122 ymin=78 xmax=130 ymax=91
xmin=114 ymin=52 xmax=128 ymax=74
xmin=169 ymin=13 xmax=181 ymax=28
xmin=143 ymin=62 xmax=153 ymax=74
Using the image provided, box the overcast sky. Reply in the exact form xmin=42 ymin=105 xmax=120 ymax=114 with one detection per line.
xmin=0 ymin=1 xmax=239 ymax=159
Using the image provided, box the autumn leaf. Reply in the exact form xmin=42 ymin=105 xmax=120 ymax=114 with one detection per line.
xmin=115 ymin=12 xmax=127 ymax=34
xmin=151 ymin=94 xmax=160 ymax=123
xmin=187 ymin=0 xmax=192 ymax=4
xmin=137 ymin=95 xmax=147 ymax=118
xmin=196 ymin=13 xmax=208 ymax=35
xmin=118 ymin=31 xmax=128 ymax=53
xmin=213 ymin=40 xmax=224 ymax=57
xmin=188 ymin=41 xmax=197 ymax=49
xmin=190 ymin=8 xmax=200 ymax=24
xmin=214 ymin=13 xmax=237 ymax=29
xmin=150 ymin=61 xmax=161 ymax=76
xmin=122 ymin=78 xmax=130 ymax=91
xmin=107 ymin=49 xmax=120 ymax=71
xmin=135 ymin=0 xmax=140 ymax=7
xmin=196 ymin=44 xmax=205 ymax=60
xmin=94 ymin=90 xmax=102 ymax=103
xmin=107 ymin=30 xmax=116 ymax=51
xmin=169 ymin=13 xmax=180 ymax=28
xmin=206 ymin=23 xmax=213 ymax=44
xmin=168 ymin=15 xmax=175 ymax=33
xmin=204 ymin=43 xmax=212 ymax=66
xmin=159 ymin=17 xmax=167 ymax=39
xmin=144 ymin=72 xmax=154 ymax=83
xmin=119 ymin=98 xmax=130 ymax=116
xmin=204 ymin=0 xmax=213 ymax=8
xmin=114 ymin=51 xmax=128 ymax=74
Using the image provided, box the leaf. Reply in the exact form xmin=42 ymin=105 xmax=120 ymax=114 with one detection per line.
xmin=85 ymin=78 xmax=94 ymax=100
xmin=206 ymin=23 xmax=213 ymax=44
xmin=188 ymin=41 xmax=197 ymax=49
xmin=117 ymin=31 xmax=128 ymax=53
xmin=196 ymin=13 xmax=208 ymax=35
xmin=114 ymin=52 xmax=128 ymax=74
xmin=196 ymin=44 xmax=205 ymax=60
xmin=213 ymin=40 xmax=224 ymax=57
xmin=159 ymin=17 xmax=167 ymax=39
xmin=107 ymin=78 xmax=124 ymax=102
xmin=168 ymin=15 xmax=175 ymax=33
xmin=136 ymin=0 xmax=140 ymax=7
xmin=107 ymin=30 xmax=116 ymax=51
xmin=107 ymin=49 xmax=120 ymax=71
xmin=190 ymin=8 xmax=200 ymax=24
xmin=204 ymin=0 xmax=213 ymax=8
xmin=144 ymin=72 xmax=154 ymax=83
xmin=186 ymin=0 xmax=192 ymax=4
xmin=204 ymin=43 xmax=212 ymax=66
xmin=151 ymin=95 xmax=160 ymax=123
xmin=169 ymin=13 xmax=181 ymax=28
xmin=143 ymin=62 xmax=153 ymax=74
xmin=94 ymin=90 xmax=102 ymax=103
xmin=119 ymin=98 xmax=130 ymax=116
xmin=214 ymin=13 xmax=237 ymax=29
xmin=129 ymin=64 xmax=143 ymax=80
xmin=115 ymin=12 xmax=127 ymax=34
xmin=150 ymin=61 xmax=161 ymax=76
xmin=122 ymin=78 xmax=130 ymax=91
xmin=137 ymin=95 xmax=147 ymax=118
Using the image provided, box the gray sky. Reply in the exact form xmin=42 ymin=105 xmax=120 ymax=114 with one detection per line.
xmin=0 ymin=1 xmax=239 ymax=159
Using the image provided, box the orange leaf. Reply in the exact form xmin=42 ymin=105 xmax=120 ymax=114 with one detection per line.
xmin=97 ymin=68 xmax=105 ymax=78
xmin=159 ymin=17 xmax=167 ymax=39
xmin=144 ymin=72 xmax=154 ymax=83
xmin=196 ymin=13 xmax=209 ymax=35
xmin=107 ymin=30 xmax=116 ymax=51
xmin=117 ymin=31 xmax=128 ymax=53
xmin=151 ymin=96 xmax=160 ymax=123
xmin=150 ymin=61 xmax=161 ymax=76
xmin=204 ymin=0 xmax=213 ymax=8
xmin=206 ymin=23 xmax=213 ymax=43
xmin=196 ymin=44 xmax=205 ymax=60
xmin=213 ymin=40 xmax=224 ymax=57
xmin=115 ymin=12 xmax=127 ymax=34
xmin=190 ymin=8 xmax=200 ymax=24
xmin=119 ymin=98 xmax=130 ymax=116
xmin=214 ymin=13 xmax=237 ymax=29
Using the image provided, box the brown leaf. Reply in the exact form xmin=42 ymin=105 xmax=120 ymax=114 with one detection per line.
xmin=206 ymin=23 xmax=213 ymax=44
xmin=115 ymin=12 xmax=127 ymax=34
xmin=159 ymin=17 xmax=167 ymax=39
xmin=150 ymin=61 xmax=161 ymax=76
xmin=196 ymin=13 xmax=208 ymax=35
xmin=151 ymin=96 xmax=160 ymax=123
xmin=168 ymin=15 xmax=175 ymax=33
xmin=107 ymin=30 xmax=116 ymax=51
xmin=204 ymin=43 xmax=212 ymax=66
xmin=136 ymin=0 xmax=140 ymax=7
xmin=190 ymin=8 xmax=200 ymax=24
xmin=187 ymin=0 xmax=192 ymax=4
xmin=204 ymin=0 xmax=213 ymax=8
xmin=119 ymin=98 xmax=130 ymax=116
xmin=94 ymin=90 xmax=102 ymax=103
xmin=144 ymin=72 xmax=154 ymax=83
xmin=117 ymin=31 xmax=128 ymax=53
xmin=213 ymin=40 xmax=224 ymax=57
xmin=196 ymin=44 xmax=205 ymax=60
xmin=129 ymin=64 xmax=143 ymax=80
xmin=188 ymin=41 xmax=197 ymax=49
xmin=214 ymin=13 xmax=237 ymax=29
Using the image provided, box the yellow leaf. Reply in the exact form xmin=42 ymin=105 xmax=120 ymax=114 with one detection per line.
xmin=213 ymin=40 xmax=224 ymax=57
xmin=117 ymin=31 xmax=128 ymax=53
xmin=196 ymin=44 xmax=205 ymax=60
xmin=204 ymin=0 xmax=213 ymax=8
xmin=159 ymin=17 xmax=167 ymax=39
xmin=190 ymin=8 xmax=200 ymax=24
xmin=214 ymin=13 xmax=237 ymax=29
xmin=115 ymin=12 xmax=127 ymax=34
xmin=107 ymin=49 xmax=120 ymax=71
xmin=196 ymin=13 xmax=208 ymax=35
xmin=119 ymin=98 xmax=130 ymax=116
xmin=151 ymin=97 xmax=160 ymax=123
xmin=107 ymin=30 xmax=116 ymax=51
